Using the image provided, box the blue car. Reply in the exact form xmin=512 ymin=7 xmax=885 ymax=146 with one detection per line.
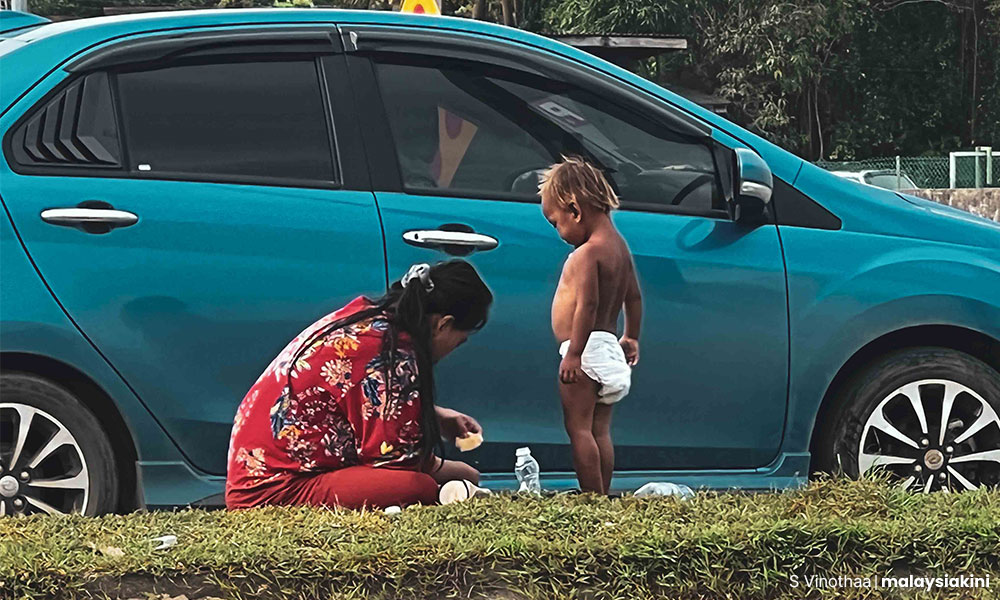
xmin=1 ymin=8 xmax=998 ymax=516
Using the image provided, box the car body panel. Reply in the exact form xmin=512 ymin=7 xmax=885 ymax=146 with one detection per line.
xmin=778 ymin=162 xmax=1000 ymax=450
xmin=781 ymin=234 xmax=1000 ymax=449
xmin=0 ymin=173 xmax=386 ymax=475
xmin=374 ymin=192 xmax=789 ymax=473
xmin=1 ymin=195 xmax=219 ymax=504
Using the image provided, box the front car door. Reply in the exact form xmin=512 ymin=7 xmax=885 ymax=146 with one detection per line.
xmin=0 ymin=27 xmax=384 ymax=475
xmin=342 ymin=26 xmax=789 ymax=482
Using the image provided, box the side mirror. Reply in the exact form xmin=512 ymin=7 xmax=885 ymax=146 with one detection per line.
xmin=728 ymin=148 xmax=773 ymax=222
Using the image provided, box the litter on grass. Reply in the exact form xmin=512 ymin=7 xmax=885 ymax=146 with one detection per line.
xmin=150 ymin=534 xmax=178 ymax=550
xmin=633 ymin=482 xmax=695 ymax=499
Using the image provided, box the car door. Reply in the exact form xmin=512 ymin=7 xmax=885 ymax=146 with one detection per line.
xmin=0 ymin=28 xmax=384 ymax=475
xmin=343 ymin=27 xmax=789 ymax=475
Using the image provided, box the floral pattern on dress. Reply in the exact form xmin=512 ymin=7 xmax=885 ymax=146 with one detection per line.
xmin=320 ymin=358 xmax=353 ymax=392
xmin=235 ymin=447 xmax=267 ymax=477
xmin=225 ymin=297 xmax=425 ymax=508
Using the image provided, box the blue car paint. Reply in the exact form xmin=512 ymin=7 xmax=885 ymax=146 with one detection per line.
xmin=0 ymin=11 xmax=50 ymax=36
xmin=779 ymin=162 xmax=1000 ymax=451
xmin=0 ymin=171 xmax=388 ymax=475
xmin=376 ymin=191 xmax=788 ymax=472
xmin=0 ymin=10 xmax=997 ymax=504
xmin=1 ymin=202 xmax=223 ymax=505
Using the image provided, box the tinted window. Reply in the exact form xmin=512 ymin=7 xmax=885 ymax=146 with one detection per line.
xmin=116 ymin=60 xmax=335 ymax=182
xmin=375 ymin=58 xmax=722 ymax=212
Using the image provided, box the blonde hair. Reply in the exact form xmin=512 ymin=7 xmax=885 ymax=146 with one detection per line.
xmin=539 ymin=156 xmax=620 ymax=214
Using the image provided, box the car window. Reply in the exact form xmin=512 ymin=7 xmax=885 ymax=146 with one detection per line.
xmin=374 ymin=57 xmax=722 ymax=212
xmin=115 ymin=59 xmax=335 ymax=182
xmin=866 ymin=173 xmax=916 ymax=190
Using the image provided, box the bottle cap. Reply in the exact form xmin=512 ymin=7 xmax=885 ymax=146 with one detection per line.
xmin=515 ymin=447 xmax=531 ymax=457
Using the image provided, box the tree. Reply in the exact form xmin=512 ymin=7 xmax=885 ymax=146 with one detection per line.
xmin=522 ymin=0 xmax=998 ymax=159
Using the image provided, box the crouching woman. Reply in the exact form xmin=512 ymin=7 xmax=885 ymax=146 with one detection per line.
xmin=226 ymin=260 xmax=492 ymax=510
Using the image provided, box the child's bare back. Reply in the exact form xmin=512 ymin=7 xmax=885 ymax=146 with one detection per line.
xmin=551 ymin=230 xmax=634 ymax=343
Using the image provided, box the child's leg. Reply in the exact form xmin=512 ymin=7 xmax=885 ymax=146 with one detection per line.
xmin=560 ymin=377 xmax=604 ymax=493
xmin=422 ymin=455 xmax=480 ymax=485
xmin=592 ymin=403 xmax=614 ymax=494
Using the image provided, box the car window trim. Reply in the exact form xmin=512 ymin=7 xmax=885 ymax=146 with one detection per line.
xmin=65 ymin=28 xmax=341 ymax=72
xmin=320 ymin=55 xmax=368 ymax=192
xmin=394 ymin=184 xmax=732 ymax=219
xmin=770 ymin=176 xmax=842 ymax=231
xmin=343 ymin=52 xmax=402 ymax=193
xmin=121 ymin=170 xmax=343 ymax=190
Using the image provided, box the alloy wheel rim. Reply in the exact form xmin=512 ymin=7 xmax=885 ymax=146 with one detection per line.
xmin=858 ymin=379 xmax=1000 ymax=492
xmin=0 ymin=403 xmax=90 ymax=515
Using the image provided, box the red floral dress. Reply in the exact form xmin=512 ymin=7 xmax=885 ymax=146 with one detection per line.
xmin=226 ymin=297 xmax=424 ymax=508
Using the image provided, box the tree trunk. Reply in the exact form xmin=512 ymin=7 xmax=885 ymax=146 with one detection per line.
xmin=814 ymin=81 xmax=824 ymax=160
xmin=473 ymin=0 xmax=486 ymax=20
xmin=970 ymin=0 xmax=979 ymax=144
xmin=500 ymin=0 xmax=514 ymax=26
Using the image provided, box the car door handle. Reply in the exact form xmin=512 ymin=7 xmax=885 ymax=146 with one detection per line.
xmin=40 ymin=206 xmax=138 ymax=232
xmin=402 ymin=229 xmax=499 ymax=251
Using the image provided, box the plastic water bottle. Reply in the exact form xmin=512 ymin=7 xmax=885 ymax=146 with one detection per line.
xmin=514 ymin=447 xmax=541 ymax=494
xmin=633 ymin=482 xmax=695 ymax=499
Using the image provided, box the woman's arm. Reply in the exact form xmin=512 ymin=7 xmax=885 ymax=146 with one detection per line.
xmin=435 ymin=406 xmax=481 ymax=440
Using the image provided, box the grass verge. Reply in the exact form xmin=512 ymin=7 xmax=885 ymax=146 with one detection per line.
xmin=2 ymin=478 xmax=999 ymax=599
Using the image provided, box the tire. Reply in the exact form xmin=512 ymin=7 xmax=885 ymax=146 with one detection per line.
xmin=815 ymin=347 xmax=1000 ymax=492
xmin=0 ymin=372 xmax=119 ymax=516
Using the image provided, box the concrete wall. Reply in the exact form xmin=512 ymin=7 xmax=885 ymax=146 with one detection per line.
xmin=903 ymin=189 xmax=1000 ymax=223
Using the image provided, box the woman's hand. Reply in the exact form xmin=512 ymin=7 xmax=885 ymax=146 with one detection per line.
xmin=436 ymin=406 xmax=482 ymax=441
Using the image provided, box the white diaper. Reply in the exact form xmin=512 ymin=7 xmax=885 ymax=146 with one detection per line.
xmin=559 ymin=331 xmax=631 ymax=404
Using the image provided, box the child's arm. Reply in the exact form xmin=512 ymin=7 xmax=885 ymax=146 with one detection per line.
xmin=560 ymin=249 xmax=599 ymax=384
xmin=620 ymin=261 xmax=642 ymax=366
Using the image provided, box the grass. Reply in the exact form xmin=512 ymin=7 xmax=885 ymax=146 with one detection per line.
xmin=2 ymin=477 xmax=999 ymax=599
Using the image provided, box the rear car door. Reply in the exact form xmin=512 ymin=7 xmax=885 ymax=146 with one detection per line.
xmin=0 ymin=27 xmax=384 ymax=475
xmin=343 ymin=27 xmax=789 ymax=476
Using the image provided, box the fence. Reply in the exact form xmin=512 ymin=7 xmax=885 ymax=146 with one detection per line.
xmin=950 ymin=149 xmax=998 ymax=189
xmin=817 ymin=149 xmax=998 ymax=189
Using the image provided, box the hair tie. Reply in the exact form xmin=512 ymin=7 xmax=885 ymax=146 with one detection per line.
xmin=401 ymin=263 xmax=435 ymax=292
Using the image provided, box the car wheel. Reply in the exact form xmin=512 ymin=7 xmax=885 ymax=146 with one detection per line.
xmin=0 ymin=373 xmax=118 ymax=516
xmin=819 ymin=347 xmax=1000 ymax=492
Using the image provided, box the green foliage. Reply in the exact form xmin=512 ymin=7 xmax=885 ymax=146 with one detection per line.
xmin=525 ymin=0 xmax=1000 ymax=160
xmin=2 ymin=478 xmax=999 ymax=599
xmin=29 ymin=0 xmax=216 ymax=18
xmin=535 ymin=0 xmax=683 ymax=34
xmin=689 ymin=0 xmax=861 ymax=153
